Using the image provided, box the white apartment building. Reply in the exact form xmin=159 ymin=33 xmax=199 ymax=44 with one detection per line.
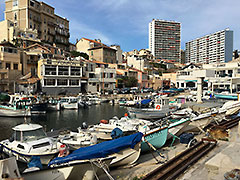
xmin=176 ymin=61 xmax=240 ymax=93
xmin=38 ymin=58 xmax=87 ymax=95
xmin=149 ymin=19 xmax=181 ymax=62
xmin=84 ymin=61 xmax=116 ymax=93
xmin=185 ymin=29 xmax=233 ymax=64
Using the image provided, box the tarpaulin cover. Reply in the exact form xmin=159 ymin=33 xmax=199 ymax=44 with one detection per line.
xmin=48 ymin=132 xmax=143 ymax=166
xmin=141 ymin=99 xmax=152 ymax=105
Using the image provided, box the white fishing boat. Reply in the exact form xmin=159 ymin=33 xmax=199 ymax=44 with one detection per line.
xmin=0 ymin=123 xmax=59 ymax=165
xmin=170 ymin=108 xmax=192 ymax=119
xmin=47 ymin=99 xmax=62 ymax=111
xmin=167 ymin=118 xmax=190 ymax=140
xmin=86 ymin=94 xmax=101 ymax=105
xmin=0 ymin=156 xmax=114 ymax=180
xmin=60 ymin=97 xmax=79 ymax=110
xmin=110 ymin=141 xmax=141 ymax=167
xmin=58 ymin=131 xmax=98 ymax=150
xmin=219 ymin=101 xmax=240 ymax=115
xmin=80 ymin=120 xmax=137 ymax=140
xmin=185 ymin=108 xmax=219 ymax=132
xmin=128 ymin=96 xmax=177 ymax=120
xmin=0 ymin=95 xmax=31 ymax=117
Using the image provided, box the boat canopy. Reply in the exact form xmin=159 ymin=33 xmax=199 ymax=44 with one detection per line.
xmin=12 ymin=123 xmax=42 ymax=131
xmin=48 ymin=132 xmax=143 ymax=166
xmin=141 ymin=99 xmax=152 ymax=105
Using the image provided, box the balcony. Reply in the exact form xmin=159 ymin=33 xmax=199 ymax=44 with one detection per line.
xmin=88 ymin=78 xmax=99 ymax=82
xmin=54 ymin=39 xmax=69 ymax=45
xmin=48 ymin=21 xmax=56 ymax=27
xmin=27 ymin=59 xmax=37 ymax=64
xmin=33 ymin=17 xmax=42 ymax=23
xmin=48 ymin=31 xmax=55 ymax=36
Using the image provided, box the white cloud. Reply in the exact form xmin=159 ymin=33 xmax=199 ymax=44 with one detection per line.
xmin=69 ymin=20 xmax=113 ymax=45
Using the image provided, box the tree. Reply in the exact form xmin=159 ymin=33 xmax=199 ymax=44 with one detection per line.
xmin=122 ymin=76 xmax=138 ymax=87
xmin=70 ymin=51 xmax=89 ymax=59
xmin=233 ymin=50 xmax=239 ymax=59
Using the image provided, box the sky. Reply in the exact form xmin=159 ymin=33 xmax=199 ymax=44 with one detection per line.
xmin=0 ymin=0 xmax=240 ymax=52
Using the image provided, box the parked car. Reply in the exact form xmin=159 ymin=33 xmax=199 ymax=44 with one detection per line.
xmin=143 ymin=88 xmax=154 ymax=93
xmin=121 ymin=88 xmax=130 ymax=94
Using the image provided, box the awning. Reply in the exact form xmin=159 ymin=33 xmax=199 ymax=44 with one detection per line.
xmin=185 ymin=80 xmax=197 ymax=82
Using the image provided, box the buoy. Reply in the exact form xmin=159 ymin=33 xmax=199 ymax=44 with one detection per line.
xmin=100 ymin=119 xmax=108 ymax=124
xmin=124 ymin=113 xmax=128 ymax=117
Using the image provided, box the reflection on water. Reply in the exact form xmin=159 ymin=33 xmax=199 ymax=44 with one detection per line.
xmin=0 ymin=104 xmax=127 ymax=141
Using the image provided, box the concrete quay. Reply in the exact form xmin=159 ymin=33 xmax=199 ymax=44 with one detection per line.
xmin=99 ymin=121 xmax=240 ymax=180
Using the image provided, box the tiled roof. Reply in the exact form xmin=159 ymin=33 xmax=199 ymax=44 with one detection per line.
xmin=18 ymin=77 xmax=39 ymax=85
xmin=82 ymin=38 xmax=106 ymax=46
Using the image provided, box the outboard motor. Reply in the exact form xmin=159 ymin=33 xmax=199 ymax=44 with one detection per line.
xmin=111 ymin=128 xmax=123 ymax=139
xmin=82 ymin=122 xmax=88 ymax=129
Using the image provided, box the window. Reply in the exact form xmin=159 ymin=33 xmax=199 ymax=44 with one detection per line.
xmin=45 ymin=65 xmax=56 ymax=75
xmin=13 ymin=0 xmax=18 ymax=7
xmin=30 ymin=22 xmax=32 ymax=29
xmin=58 ymin=66 xmax=69 ymax=75
xmin=14 ymin=13 xmax=17 ymax=21
xmin=13 ymin=64 xmax=18 ymax=70
xmin=6 ymin=63 xmax=11 ymax=69
xmin=69 ymin=79 xmax=79 ymax=86
xmin=44 ymin=79 xmax=55 ymax=86
xmin=57 ymin=79 xmax=68 ymax=86
xmin=30 ymin=1 xmax=34 ymax=7
xmin=29 ymin=13 xmax=32 ymax=19
xmin=71 ymin=67 xmax=81 ymax=76
xmin=91 ymin=51 xmax=93 ymax=56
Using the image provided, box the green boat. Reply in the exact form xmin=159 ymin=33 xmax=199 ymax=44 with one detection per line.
xmin=141 ymin=126 xmax=168 ymax=152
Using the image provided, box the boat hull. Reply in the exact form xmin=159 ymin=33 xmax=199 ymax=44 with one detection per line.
xmin=110 ymin=142 xmax=141 ymax=167
xmin=31 ymin=103 xmax=48 ymax=114
xmin=1 ymin=144 xmax=58 ymax=165
xmin=23 ymin=158 xmax=113 ymax=180
xmin=167 ymin=119 xmax=190 ymax=140
xmin=0 ymin=108 xmax=31 ymax=117
xmin=62 ymin=103 xmax=78 ymax=110
xmin=141 ymin=127 xmax=168 ymax=152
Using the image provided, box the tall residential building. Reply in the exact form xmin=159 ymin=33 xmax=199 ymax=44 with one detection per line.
xmin=4 ymin=0 xmax=70 ymax=50
xmin=149 ymin=19 xmax=181 ymax=62
xmin=185 ymin=29 xmax=233 ymax=64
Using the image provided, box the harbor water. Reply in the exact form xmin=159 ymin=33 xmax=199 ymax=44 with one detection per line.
xmin=0 ymin=104 xmax=127 ymax=141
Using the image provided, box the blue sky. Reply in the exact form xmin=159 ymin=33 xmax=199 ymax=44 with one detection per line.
xmin=0 ymin=0 xmax=240 ymax=52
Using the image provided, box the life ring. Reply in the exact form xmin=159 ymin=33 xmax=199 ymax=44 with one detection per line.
xmin=156 ymin=105 xmax=161 ymax=110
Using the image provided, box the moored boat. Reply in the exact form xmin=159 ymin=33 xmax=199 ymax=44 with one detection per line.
xmin=0 ymin=123 xmax=59 ymax=165
xmin=0 ymin=95 xmax=31 ymax=117
xmin=141 ymin=126 xmax=168 ymax=152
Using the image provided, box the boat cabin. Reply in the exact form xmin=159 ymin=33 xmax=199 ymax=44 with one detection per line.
xmin=11 ymin=124 xmax=47 ymax=142
xmin=154 ymin=96 xmax=170 ymax=109
xmin=60 ymin=97 xmax=78 ymax=103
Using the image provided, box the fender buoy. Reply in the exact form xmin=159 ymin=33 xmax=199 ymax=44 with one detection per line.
xmin=100 ymin=119 xmax=108 ymax=124
xmin=156 ymin=105 xmax=161 ymax=110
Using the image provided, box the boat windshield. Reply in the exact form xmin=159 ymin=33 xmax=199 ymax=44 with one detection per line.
xmin=22 ymin=128 xmax=47 ymax=142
